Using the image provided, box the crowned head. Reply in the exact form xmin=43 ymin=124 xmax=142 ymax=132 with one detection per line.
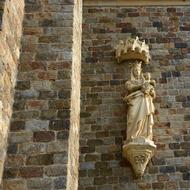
xmin=132 ymin=60 xmax=142 ymax=79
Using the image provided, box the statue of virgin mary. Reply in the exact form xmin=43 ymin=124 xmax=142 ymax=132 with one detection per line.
xmin=124 ymin=61 xmax=155 ymax=142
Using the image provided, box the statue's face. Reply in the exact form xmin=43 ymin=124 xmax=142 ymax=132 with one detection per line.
xmin=133 ymin=66 xmax=141 ymax=78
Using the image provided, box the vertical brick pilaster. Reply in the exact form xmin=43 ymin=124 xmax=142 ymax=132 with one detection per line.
xmin=3 ymin=0 xmax=82 ymax=189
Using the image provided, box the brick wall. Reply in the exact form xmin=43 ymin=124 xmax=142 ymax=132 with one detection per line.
xmin=79 ymin=6 xmax=190 ymax=190
xmin=3 ymin=0 xmax=82 ymax=190
xmin=0 ymin=0 xmax=24 ymax=185
xmin=2 ymin=2 xmax=190 ymax=190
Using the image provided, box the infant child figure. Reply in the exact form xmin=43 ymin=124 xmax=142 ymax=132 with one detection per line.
xmin=142 ymin=72 xmax=156 ymax=98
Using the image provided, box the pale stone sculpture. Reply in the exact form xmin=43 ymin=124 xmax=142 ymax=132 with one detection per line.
xmin=124 ymin=62 xmax=155 ymax=141
xmin=116 ymin=37 xmax=156 ymax=177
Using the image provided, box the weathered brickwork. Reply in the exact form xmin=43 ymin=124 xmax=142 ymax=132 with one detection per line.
xmin=1 ymin=2 xmax=190 ymax=190
xmin=0 ymin=0 xmax=24 ymax=185
xmin=2 ymin=0 xmax=82 ymax=190
xmin=79 ymin=6 xmax=190 ymax=190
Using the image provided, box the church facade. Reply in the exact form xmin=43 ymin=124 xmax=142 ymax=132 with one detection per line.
xmin=0 ymin=0 xmax=189 ymax=189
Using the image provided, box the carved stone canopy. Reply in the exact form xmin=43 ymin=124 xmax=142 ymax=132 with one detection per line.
xmin=115 ymin=37 xmax=151 ymax=64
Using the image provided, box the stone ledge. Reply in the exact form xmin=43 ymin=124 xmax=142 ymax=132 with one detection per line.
xmin=84 ymin=0 xmax=190 ymax=6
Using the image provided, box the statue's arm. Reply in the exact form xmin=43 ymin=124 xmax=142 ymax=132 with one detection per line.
xmin=150 ymin=80 xmax=156 ymax=87
xmin=125 ymin=81 xmax=142 ymax=93
xmin=150 ymin=88 xmax=156 ymax=99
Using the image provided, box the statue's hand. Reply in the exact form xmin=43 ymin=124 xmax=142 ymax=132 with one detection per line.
xmin=123 ymin=96 xmax=129 ymax=102
xmin=123 ymin=96 xmax=133 ymax=106
xmin=141 ymin=84 xmax=147 ymax=93
xmin=150 ymin=80 xmax=156 ymax=87
xmin=150 ymin=89 xmax=156 ymax=99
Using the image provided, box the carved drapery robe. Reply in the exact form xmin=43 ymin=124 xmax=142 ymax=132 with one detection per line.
xmin=124 ymin=74 xmax=155 ymax=141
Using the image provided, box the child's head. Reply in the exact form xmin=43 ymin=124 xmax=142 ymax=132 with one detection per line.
xmin=144 ymin=72 xmax=151 ymax=80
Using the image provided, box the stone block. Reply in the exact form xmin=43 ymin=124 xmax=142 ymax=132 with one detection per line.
xmin=27 ymin=178 xmax=52 ymax=190
xmin=3 ymin=167 xmax=18 ymax=179
xmin=53 ymin=177 xmax=66 ymax=189
xmin=19 ymin=143 xmax=46 ymax=155
xmin=44 ymin=165 xmax=67 ymax=177
xmin=19 ymin=167 xmax=43 ymax=178
xmin=33 ymin=131 xmax=55 ymax=142
xmin=9 ymin=132 xmax=33 ymax=143
xmin=15 ymin=81 xmax=31 ymax=90
xmin=57 ymin=131 xmax=69 ymax=140
xmin=5 ymin=155 xmax=25 ymax=167
xmin=3 ymin=179 xmax=26 ymax=190
xmin=54 ymin=153 xmax=68 ymax=164
xmin=10 ymin=121 xmax=25 ymax=132
xmin=49 ymin=120 xmax=70 ymax=131
xmin=32 ymin=81 xmax=51 ymax=90
xmin=26 ymin=154 xmax=54 ymax=165
xmin=39 ymin=90 xmax=57 ymax=99
xmin=40 ymin=110 xmax=57 ymax=120
xmin=47 ymin=141 xmax=68 ymax=153
xmin=25 ymin=119 xmax=49 ymax=131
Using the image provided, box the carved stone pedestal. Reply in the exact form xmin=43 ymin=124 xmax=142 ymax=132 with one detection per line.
xmin=123 ymin=137 xmax=156 ymax=177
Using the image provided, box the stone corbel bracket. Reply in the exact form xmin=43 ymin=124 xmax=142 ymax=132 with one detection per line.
xmin=123 ymin=137 xmax=156 ymax=177
xmin=115 ymin=37 xmax=151 ymax=64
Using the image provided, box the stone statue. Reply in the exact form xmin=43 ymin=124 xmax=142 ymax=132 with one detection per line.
xmin=124 ymin=61 xmax=156 ymax=141
xmin=115 ymin=37 xmax=156 ymax=177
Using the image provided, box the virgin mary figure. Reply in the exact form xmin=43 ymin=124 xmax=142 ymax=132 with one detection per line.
xmin=124 ymin=61 xmax=155 ymax=142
